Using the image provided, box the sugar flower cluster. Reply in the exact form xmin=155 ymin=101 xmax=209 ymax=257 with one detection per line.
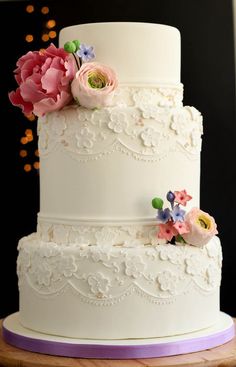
xmin=152 ymin=190 xmax=218 ymax=247
xmin=9 ymin=40 xmax=118 ymax=117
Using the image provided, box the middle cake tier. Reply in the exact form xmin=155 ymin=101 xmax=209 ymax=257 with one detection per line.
xmin=38 ymin=86 xmax=202 ymax=223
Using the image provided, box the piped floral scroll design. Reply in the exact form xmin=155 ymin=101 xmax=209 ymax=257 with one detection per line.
xmin=37 ymin=219 xmax=162 ymax=246
xmin=17 ymin=234 xmax=222 ymax=305
xmin=38 ymin=86 xmax=202 ymax=162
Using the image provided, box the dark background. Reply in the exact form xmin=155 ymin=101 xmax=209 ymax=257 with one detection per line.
xmin=0 ymin=0 xmax=235 ymax=319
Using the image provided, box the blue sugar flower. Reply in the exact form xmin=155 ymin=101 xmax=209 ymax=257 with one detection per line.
xmin=157 ymin=208 xmax=171 ymax=223
xmin=171 ymin=205 xmax=185 ymax=222
xmin=77 ymin=44 xmax=95 ymax=62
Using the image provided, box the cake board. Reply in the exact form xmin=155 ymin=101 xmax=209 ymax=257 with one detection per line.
xmin=2 ymin=312 xmax=235 ymax=360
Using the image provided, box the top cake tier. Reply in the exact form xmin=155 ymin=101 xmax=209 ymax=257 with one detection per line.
xmin=59 ymin=22 xmax=181 ymax=85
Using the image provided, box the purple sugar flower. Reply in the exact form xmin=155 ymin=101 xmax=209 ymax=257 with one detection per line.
xmin=171 ymin=205 xmax=185 ymax=222
xmin=77 ymin=44 xmax=95 ymax=62
xmin=157 ymin=208 xmax=171 ymax=223
xmin=166 ymin=190 xmax=175 ymax=203
xmin=166 ymin=190 xmax=175 ymax=209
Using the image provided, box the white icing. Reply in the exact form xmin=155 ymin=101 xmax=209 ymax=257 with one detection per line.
xmin=37 ymin=217 xmax=164 ymax=246
xmin=38 ymin=100 xmax=202 ymax=221
xmin=38 ymin=93 xmax=201 ymax=161
xmin=59 ymin=22 xmax=181 ymax=85
xmin=18 ymin=235 xmax=221 ymax=339
xmin=17 ymin=22 xmax=221 ymax=341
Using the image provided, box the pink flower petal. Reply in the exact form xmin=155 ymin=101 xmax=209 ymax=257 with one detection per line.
xmin=44 ymin=44 xmax=68 ymax=59
xmin=173 ymin=221 xmax=190 ymax=235
xmin=41 ymin=57 xmax=53 ymax=75
xmin=174 ymin=190 xmax=192 ymax=206
xmin=9 ymin=89 xmax=33 ymax=114
xmin=33 ymin=90 xmax=72 ymax=117
xmin=41 ymin=68 xmax=64 ymax=94
xmin=20 ymin=79 xmax=46 ymax=103
xmin=50 ymin=56 xmax=65 ymax=70
xmin=182 ymin=208 xmax=218 ymax=247
xmin=158 ymin=222 xmax=177 ymax=242
xmin=9 ymin=43 xmax=76 ymax=116
xmin=71 ymin=62 xmax=118 ymax=109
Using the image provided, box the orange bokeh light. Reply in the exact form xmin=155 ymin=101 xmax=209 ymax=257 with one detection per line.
xmin=41 ymin=6 xmax=49 ymax=14
xmin=20 ymin=150 xmax=27 ymax=158
xmin=42 ymin=34 xmax=49 ymax=42
xmin=33 ymin=162 xmax=40 ymax=170
xmin=46 ymin=20 xmax=56 ymax=29
xmin=24 ymin=164 xmax=32 ymax=172
xmin=49 ymin=31 xmax=57 ymax=39
xmin=25 ymin=129 xmax=32 ymax=136
xmin=26 ymin=5 xmax=34 ymax=13
xmin=25 ymin=113 xmax=36 ymax=121
xmin=21 ymin=137 xmax=28 ymax=145
xmin=25 ymin=34 xmax=34 ymax=42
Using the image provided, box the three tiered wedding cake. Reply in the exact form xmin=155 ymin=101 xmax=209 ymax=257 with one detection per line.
xmin=5 ymin=22 xmax=234 ymax=358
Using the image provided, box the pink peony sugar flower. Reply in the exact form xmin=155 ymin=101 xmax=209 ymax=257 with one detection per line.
xmin=158 ymin=221 xmax=178 ymax=242
xmin=182 ymin=207 xmax=218 ymax=247
xmin=173 ymin=221 xmax=190 ymax=235
xmin=174 ymin=190 xmax=192 ymax=206
xmin=9 ymin=44 xmax=76 ymax=117
xmin=71 ymin=62 xmax=118 ymax=109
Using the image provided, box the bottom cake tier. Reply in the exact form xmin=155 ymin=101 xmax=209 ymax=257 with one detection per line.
xmin=17 ymin=234 xmax=222 ymax=340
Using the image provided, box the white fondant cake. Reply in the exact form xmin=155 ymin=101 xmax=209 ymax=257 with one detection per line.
xmin=15 ymin=22 xmax=222 ymax=340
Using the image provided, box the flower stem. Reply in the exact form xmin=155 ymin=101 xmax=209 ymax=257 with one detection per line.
xmin=72 ymin=53 xmax=80 ymax=71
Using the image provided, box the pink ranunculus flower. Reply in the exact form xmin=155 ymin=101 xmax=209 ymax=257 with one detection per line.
xmin=71 ymin=62 xmax=118 ymax=109
xmin=174 ymin=190 xmax=192 ymax=206
xmin=158 ymin=221 xmax=178 ymax=242
xmin=182 ymin=208 xmax=218 ymax=247
xmin=9 ymin=44 xmax=76 ymax=117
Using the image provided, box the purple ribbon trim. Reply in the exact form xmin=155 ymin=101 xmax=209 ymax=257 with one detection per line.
xmin=2 ymin=323 xmax=235 ymax=359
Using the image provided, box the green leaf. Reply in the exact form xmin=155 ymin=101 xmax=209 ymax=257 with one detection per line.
xmin=175 ymin=234 xmax=187 ymax=244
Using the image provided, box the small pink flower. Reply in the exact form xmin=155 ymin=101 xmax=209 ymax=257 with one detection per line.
xmin=71 ymin=62 xmax=118 ymax=109
xmin=173 ymin=221 xmax=190 ymax=235
xmin=158 ymin=222 xmax=178 ymax=242
xmin=174 ymin=190 xmax=192 ymax=206
xmin=9 ymin=44 xmax=76 ymax=117
xmin=182 ymin=208 xmax=218 ymax=247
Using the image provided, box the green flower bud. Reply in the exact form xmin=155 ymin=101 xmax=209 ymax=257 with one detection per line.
xmin=72 ymin=40 xmax=80 ymax=51
xmin=152 ymin=197 xmax=163 ymax=210
xmin=64 ymin=41 xmax=76 ymax=53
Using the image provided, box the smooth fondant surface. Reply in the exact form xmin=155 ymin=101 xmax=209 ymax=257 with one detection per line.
xmin=59 ymin=22 xmax=181 ymax=85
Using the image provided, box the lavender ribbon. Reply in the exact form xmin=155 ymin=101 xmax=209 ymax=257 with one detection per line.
xmin=2 ymin=323 xmax=235 ymax=359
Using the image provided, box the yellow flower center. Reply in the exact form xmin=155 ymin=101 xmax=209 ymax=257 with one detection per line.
xmin=196 ymin=215 xmax=211 ymax=230
xmin=88 ymin=72 xmax=107 ymax=89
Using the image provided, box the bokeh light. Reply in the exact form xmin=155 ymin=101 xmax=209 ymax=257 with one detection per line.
xmin=24 ymin=164 xmax=32 ymax=172
xmin=24 ymin=113 xmax=36 ymax=121
xmin=21 ymin=137 xmax=28 ymax=145
xmin=42 ymin=34 xmax=49 ymax=42
xmin=20 ymin=150 xmax=27 ymax=158
xmin=46 ymin=20 xmax=56 ymax=29
xmin=49 ymin=31 xmax=57 ymax=39
xmin=33 ymin=162 xmax=40 ymax=170
xmin=26 ymin=5 xmax=34 ymax=13
xmin=25 ymin=34 xmax=34 ymax=42
xmin=41 ymin=6 xmax=49 ymax=14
